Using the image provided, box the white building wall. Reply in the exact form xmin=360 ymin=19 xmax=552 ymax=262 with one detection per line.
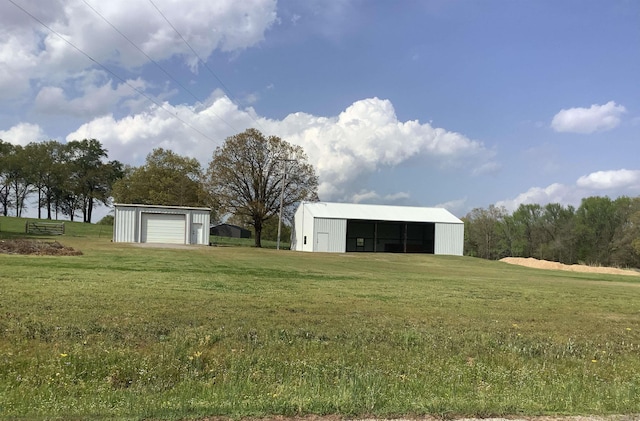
xmin=292 ymin=202 xmax=464 ymax=255
xmin=292 ymin=204 xmax=317 ymax=252
xmin=113 ymin=204 xmax=210 ymax=245
xmin=291 ymin=205 xmax=303 ymax=251
xmin=190 ymin=211 xmax=211 ymax=245
xmin=113 ymin=206 xmax=139 ymax=242
xmin=313 ymin=218 xmax=347 ymax=252
xmin=434 ymin=223 xmax=464 ymax=256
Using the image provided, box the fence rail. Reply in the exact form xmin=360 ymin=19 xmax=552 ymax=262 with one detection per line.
xmin=25 ymin=222 xmax=65 ymax=235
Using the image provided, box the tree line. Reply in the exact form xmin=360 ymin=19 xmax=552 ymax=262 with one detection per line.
xmin=464 ymin=196 xmax=640 ymax=268
xmin=0 ymin=139 xmax=123 ymax=222
xmin=1 ymin=129 xmax=319 ymax=247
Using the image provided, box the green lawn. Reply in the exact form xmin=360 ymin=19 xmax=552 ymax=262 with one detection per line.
xmin=1 ymin=216 xmax=639 ymax=420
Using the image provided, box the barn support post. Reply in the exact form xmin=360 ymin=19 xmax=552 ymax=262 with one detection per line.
xmin=403 ymin=223 xmax=408 ymax=253
xmin=374 ymin=222 xmax=378 ymax=252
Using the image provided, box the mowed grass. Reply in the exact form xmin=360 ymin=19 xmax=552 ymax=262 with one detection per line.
xmin=1 ymin=216 xmax=640 ymax=420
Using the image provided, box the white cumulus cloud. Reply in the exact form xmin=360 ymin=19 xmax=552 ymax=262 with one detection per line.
xmin=272 ymin=97 xmax=496 ymax=200
xmin=496 ymin=183 xmax=574 ymax=213
xmin=551 ymin=101 xmax=626 ymax=134
xmin=0 ymin=0 xmax=278 ymax=100
xmin=497 ymin=168 xmax=640 ymax=214
xmin=352 ymin=190 xmax=411 ymax=205
xmin=576 ymin=169 xmax=640 ymax=190
xmin=66 ymin=95 xmax=496 ymax=204
xmin=0 ymin=123 xmax=47 ymax=146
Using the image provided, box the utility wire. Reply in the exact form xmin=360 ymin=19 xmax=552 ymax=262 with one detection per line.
xmin=148 ymin=0 xmax=267 ymax=133
xmin=81 ymin=0 xmax=238 ymax=134
xmin=7 ymin=0 xmax=220 ymax=143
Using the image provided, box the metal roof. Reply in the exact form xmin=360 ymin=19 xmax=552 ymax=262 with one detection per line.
xmin=299 ymin=202 xmax=463 ymax=224
xmin=114 ymin=203 xmax=211 ymax=212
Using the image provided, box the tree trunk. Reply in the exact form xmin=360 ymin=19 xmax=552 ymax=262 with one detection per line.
xmin=37 ymin=188 xmax=42 ymax=219
xmin=86 ymin=196 xmax=94 ymax=223
xmin=254 ymin=218 xmax=262 ymax=247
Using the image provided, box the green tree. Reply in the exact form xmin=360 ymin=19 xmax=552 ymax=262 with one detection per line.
xmin=23 ymin=141 xmax=70 ymax=220
xmin=0 ymin=140 xmax=14 ymax=216
xmin=510 ymin=204 xmax=545 ymax=258
xmin=260 ymin=216 xmax=292 ymax=243
xmin=204 ymin=128 xmax=319 ymax=247
xmin=464 ymin=205 xmax=507 ymax=259
xmin=112 ymin=148 xmax=206 ymax=207
xmin=538 ymin=203 xmax=576 ymax=264
xmin=609 ymin=196 xmax=640 ymax=268
xmin=66 ymin=139 xmax=123 ymax=223
xmin=632 ymin=206 xmax=640 ymax=259
xmin=4 ymin=144 xmax=33 ymax=217
xmin=575 ymin=196 xmax=619 ymax=265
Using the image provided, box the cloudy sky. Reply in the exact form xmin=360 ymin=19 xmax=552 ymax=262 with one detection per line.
xmin=1 ymin=0 xmax=639 ymax=219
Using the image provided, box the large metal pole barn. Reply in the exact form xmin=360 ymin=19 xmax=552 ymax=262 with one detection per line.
xmin=292 ymin=202 xmax=464 ymax=255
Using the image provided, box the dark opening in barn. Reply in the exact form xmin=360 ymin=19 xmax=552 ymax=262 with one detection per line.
xmin=345 ymin=220 xmax=435 ymax=253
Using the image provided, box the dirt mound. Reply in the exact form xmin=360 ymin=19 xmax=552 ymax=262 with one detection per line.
xmin=500 ymin=257 xmax=639 ymax=277
xmin=0 ymin=239 xmax=82 ymax=256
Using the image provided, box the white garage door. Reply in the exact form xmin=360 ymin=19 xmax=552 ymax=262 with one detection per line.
xmin=141 ymin=213 xmax=186 ymax=244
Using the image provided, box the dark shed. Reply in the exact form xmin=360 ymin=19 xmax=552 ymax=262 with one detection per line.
xmin=210 ymin=223 xmax=251 ymax=238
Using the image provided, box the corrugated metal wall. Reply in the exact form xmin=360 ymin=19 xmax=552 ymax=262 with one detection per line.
xmin=434 ymin=223 xmax=464 ymax=256
xmin=314 ymin=218 xmax=347 ymax=252
xmin=191 ymin=211 xmax=210 ymax=245
xmin=113 ymin=205 xmax=210 ymax=245
xmin=113 ymin=206 xmax=138 ymax=242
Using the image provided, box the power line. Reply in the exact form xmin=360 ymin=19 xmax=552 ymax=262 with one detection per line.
xmin=81 ymin=0 xmax=238 ymax=134
xmin=147 ymin=0 xmax=267 ymax=133
xmin=7 ymin=0 xmax=220 ymax=144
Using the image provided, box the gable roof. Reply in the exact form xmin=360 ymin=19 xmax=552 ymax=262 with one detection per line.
xmin=298 ymin=202 xmax=463 ymax=224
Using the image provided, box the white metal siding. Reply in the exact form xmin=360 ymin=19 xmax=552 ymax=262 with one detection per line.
xmin=293 ymin=204 xmax=316 ymax=252
xmin=190 ymin=211 xmax=210 ymax=244
xmin=434 ymin=223 xmax=464 ymax=256
xmin=291 ymin=205 xmax=303 ymax=251
xmin=113 ymin=206 xmax=138 ymax=242
xmin=113 ymin=204 xmax=211 ymax=245
xmin=313 ymin=218 xmax=346 ymax=252
xmin=141 ymin=213 xmax=186 ymax=244
xmin=292 ymin=202 xmax=464 ymax=255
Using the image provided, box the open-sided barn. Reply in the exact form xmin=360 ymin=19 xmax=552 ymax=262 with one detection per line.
xmin=291 ymin=202 xmax=463 ymax=255
xmin=113 ymin=204 xmax=210 ymax=245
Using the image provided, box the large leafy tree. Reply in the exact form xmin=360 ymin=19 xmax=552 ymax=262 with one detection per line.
xmin=112 ymin=148 xmax=206 ymax=207
xmin=3 ymin=144 xmax=33 ymax=217
xmin=66 ymin=139 xmax=123 ymax=223
xmin=205 ymin=128 xmax=319 ymax=247
xmin=463 ymin=205 xmax=507 ymax=259
xmin=574 ymin=196 xmax=620 ymax=265
xmin=23 ymin=141 xmax=71 ymax=220
xmin=0 ymin=140 xmax=14 ymax=216
xmin=538 ymin=203 xmax=576 ymax=264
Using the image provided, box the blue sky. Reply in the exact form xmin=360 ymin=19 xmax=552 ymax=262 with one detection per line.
xmin=1 ymin=0 xmax=639 ymax=219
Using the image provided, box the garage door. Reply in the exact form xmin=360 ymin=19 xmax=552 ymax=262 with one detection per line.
xmin=141 ymin=213 xmax=186 ymax=244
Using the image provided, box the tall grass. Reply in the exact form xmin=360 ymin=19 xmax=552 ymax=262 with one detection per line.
xmin=0 ymin=216 xmax=639 ymax=419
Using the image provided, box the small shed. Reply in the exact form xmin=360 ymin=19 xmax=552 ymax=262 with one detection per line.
xmin=210 ymin=223 xmax=251 ymax=238
xmin=113 ymin=204 xmax=210 ymax=245
xmin=291 ymin=201 xmax=464 ymax=255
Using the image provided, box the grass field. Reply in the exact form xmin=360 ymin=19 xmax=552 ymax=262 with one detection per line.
xmin=1 ymin=216 xmax=639 ymax=420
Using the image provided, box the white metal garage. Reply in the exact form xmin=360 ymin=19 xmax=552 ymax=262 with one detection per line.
xmin=291 ymin=201 xmax=464 ymax=255
xmin=113 ymin=204 xmax=210 ymax=245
